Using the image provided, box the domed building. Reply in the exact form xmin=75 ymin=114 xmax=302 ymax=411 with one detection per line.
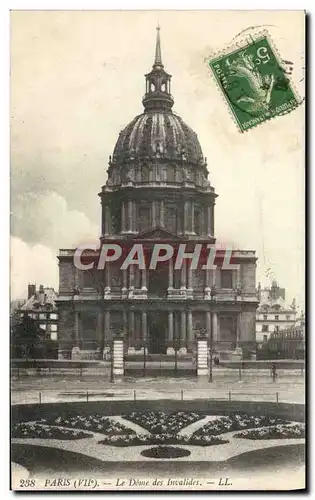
xmin=57 ymin=28 xmax=258 ymax=369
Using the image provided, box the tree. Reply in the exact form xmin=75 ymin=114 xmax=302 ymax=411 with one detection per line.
xmin=11 ymin=313 xmax=45 ymax=359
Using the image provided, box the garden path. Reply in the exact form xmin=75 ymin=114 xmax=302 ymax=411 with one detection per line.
xmin=108 ymin=416 xmax=150 ymax=435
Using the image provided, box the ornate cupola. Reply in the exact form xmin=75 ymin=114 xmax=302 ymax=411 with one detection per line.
xmin=142 ymin=26 xmax=174 ymax=112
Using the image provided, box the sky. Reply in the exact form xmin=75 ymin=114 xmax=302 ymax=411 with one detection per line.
xmin=10 ymin=10 xmax=305 ymax=309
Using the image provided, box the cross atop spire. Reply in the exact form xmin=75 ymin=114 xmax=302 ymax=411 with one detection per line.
xmin=154 ymin=25 xmax=163 ymax=68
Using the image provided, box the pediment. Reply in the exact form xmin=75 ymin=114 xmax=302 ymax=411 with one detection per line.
xmin=133 ymin=226 xmax=182 ymax=241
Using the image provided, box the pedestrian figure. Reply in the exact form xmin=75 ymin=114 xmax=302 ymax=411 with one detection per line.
xmin=271 ymin=362 xmax=277 ymax=382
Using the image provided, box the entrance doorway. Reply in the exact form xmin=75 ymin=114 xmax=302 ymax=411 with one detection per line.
xmin=147 ymin=312 xmax=167 ymax=354
xmin=149 ymin=266 xmax=168 ymax=297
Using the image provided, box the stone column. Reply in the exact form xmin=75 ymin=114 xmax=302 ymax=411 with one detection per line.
xmin=104 ymin=205 xmax=110 ymax=235
xmin=236 ymin=264 xmax=241 ymax=286
xmin=180 ymin=260 xmax=186 ymax=290
xmin=197 ymin=336 xmax=208 ymax=376
xmin=129 ymin=311 xmax=135 ymax=347
xmin=236 ymin=313 xmax=241 ymax=344
xmin=128 ymin=265 xmax=135 ymax=297
xmin=206 ymin=311 xmax=211 ymax=337
xmin=121 ymin=202 xmax=126 ymax=232
xmin=180 ymin=311 xmax=186 ymax=346
xmin=200 ymin=208 xmax=205 ymax=236
xmin=122 ymin=269 xmax=128 ymax=297
xmin=212 ymin=312 xmax=218 ymax=342
xmin=97 ymin=309 xmax=103 ymax=354
xmin=191 ymin=201 xmax=195 ymax=233
xmin=160 ymin=200 xmax=164 ymax=227
xmin=205 ymin=269 xmax=211 ymax=298
xmin=187 ymin=266 xmax=193 ymax=294
xmin=168 ymin=258 xmax=174 ymax=292
xmin=187 ymin=310 xmax=193 ymax=342
xmin=184 ymin=201 xmax=189 ymax=233
xmin=104 ymin=310 xmax=110 ymax=343
xmin=207 ymin=206 xmax=212 ymax=237
xmin=141 ymin=268 xmax=147 ymax=291
xmin=211 ymin=206 xmax=214 ymax=235
xmin=152 ymin=200 xmax=156 ymax=227
xmin=128 ymin=200 xmax=133 ymax=232
xmin=168 ymin=311 xmax=174 ymax=343
xmin=74 ymin=310 xmax=80 ymax=346
xmin=113 ymin=335 xmax=124 ymax=379
xmin=142 ymin=311 xmax=147 ymax=343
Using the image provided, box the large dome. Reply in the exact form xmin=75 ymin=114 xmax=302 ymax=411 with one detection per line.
xmin=113 ymin=111 xmax=204 ymax=166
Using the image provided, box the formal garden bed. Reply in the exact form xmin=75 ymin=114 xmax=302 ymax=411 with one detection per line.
xmin=34 ymin=415 xmax=135 ymax=436
xmin=122 ymin=411 xmax=205 ymax=434
xmin=12 ymin=422 xmax=91 ymax=440
xmin=235 ymin=423 xmax=305 ymax=440
xmin=12 ymin=411 xmax=304 ymax=449
xmin=98 ymin=433 xmax=229 ymax=447
xmin=192 ymin=413 xmax=288 ymax=439
xmin=140 ymin=446 xmax=191 ymax=459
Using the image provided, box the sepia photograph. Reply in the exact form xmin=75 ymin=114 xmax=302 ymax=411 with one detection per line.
xmin=10 ymin=9 xmax=305 ymax=491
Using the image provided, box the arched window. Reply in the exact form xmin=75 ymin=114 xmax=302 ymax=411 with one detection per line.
xmin=165 ymin=204 xmax=177 ymax=233
xmin=167 ymin=165 xmax=176 ymax=182
xmin=137 ymin=203 xmax=151 ymax=232
xmin=141 ymin=165 xmax=150 ymax=182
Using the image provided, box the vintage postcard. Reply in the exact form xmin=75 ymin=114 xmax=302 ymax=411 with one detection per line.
xmin=10 ymin=10 xmax=305 ymax=492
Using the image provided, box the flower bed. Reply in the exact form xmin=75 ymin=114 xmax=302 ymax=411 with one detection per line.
xmin=193 ymin=413 xmax=288 ymax=438
xmin=98 ymin=433 xmax=228 ymax=447
xmin=235 ymin=424 xmax=305 ymax=440
xmin=123 ymin=411 xmax=204 ymax=434
xmin=12 ymin=422 xmax=91 ymax=440
xmin=34 ymin=415 xmax=135 ymax=436
xmin=141 ymin=446 xmax=191 ymax=459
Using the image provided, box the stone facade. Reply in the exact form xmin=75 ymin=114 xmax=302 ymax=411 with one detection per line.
xmin=56 ymin=28 xmax=258 ymax=361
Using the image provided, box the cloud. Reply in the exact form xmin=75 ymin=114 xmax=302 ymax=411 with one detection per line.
xmin=11 ymin=191 xmax=99 ymax=250
xmin=10 ymin=237 xmax=58 ymax=300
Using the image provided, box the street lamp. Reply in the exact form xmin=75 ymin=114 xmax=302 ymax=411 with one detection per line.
xmin=110 ymin=338 xmax=114 ymax=383
xmin=209 ymin=285 xmax=216 ymax=383
xmin=209 ymin=328 xmax=213 ymax=383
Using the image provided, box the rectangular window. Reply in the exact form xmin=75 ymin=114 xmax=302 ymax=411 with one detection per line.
xmin=275 ymin=315 xmax=279 ymax=321
xmin=262 ymin=324 xmax=269 ymax=332
xmin=50 ymin=324 xmax=57 ymax=332
xmin=50 ymin=313 xmax=58 ymax=320
xmin=263 ymin=335 xmax=268 ymax=342
xmin=39 ymin=313 xmax=46 ymax=320
xmin=275 ymin=325 xmax=279 ymax=332
xmin=263 ymin=314 xmax=268 ymax=321
xmin=39 ymin=324 xmax=46 ymax=330
xmin=221 ymin=270 xmax=233 ymax=289
xmin=286 ymin=315 xmax=291 ymax=321
xmin=51 ymin=331 xmax=57 ymax=341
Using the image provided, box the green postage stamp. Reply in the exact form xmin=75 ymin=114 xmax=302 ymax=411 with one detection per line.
xmin=208 ymin=32 xmax=300 ymax=132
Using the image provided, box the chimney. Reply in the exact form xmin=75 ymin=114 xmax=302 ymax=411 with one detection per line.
xmin=28 ymin=283 xmax=36 ymax=299
xmin=39 ymin=284 xmax=45 ymax=306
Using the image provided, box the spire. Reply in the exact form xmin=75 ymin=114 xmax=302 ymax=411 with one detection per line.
xmin=142 ymin=26 xmax=174 ymax=112
xmin=154 ymin=25 xmax=163 ymax=68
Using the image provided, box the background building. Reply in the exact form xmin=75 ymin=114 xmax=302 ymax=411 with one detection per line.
xmin=256 ymin=280 xmax=297 ymax=344
xmin=18 ymin=284 xmax=59 ymax=340
xmin=57 ymin=29 xmax=258 ymax=361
